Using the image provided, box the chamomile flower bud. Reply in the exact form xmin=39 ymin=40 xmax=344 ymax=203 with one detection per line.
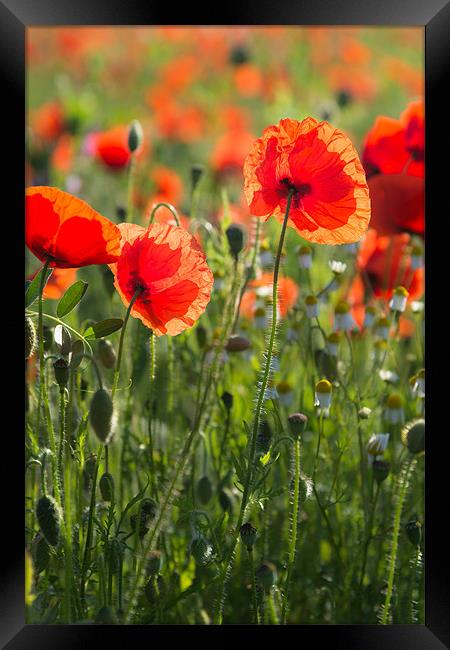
xmin=287 ymin=412 xmax=308 ymax=439
xmin=254 ymin=306 xmax=267 ymax=329
xmin=390 ymin=286 xmax=409 ymax=313
xmin=314 ymin=379 xmax=332 ymax=414
xmin=329 ymin=260 xmax=347 ymax=276
xmin=305 ymin=295 xmax=319 ymax=319
xmin=385 ymin=393 xmax=404 ymax=424
xmin=410 ymin=243 xmax=424 ymax=270
xmin=326 ymin=332 xmax=340 ymax=357
xmin=367 ymin=433 xmax=390 ymax=460
xmin=240 ymin=522 xmax=258 ymax=550
xmin=363 ymin=305 xmax=376 ymax=328
xmin=413 ymin=369 xmax=425 ymax=398
xmin=379 ymin=369 xmax=399 ymax=384
xmin=298 ymin=245 xmax=312 ymax=269
xmin=276 ymin=380 xmax=293 ymax=407
xmin=334 ymin=301 xmax=355 ymax=332
xmin=259 ymin=239 xmax=272 ymax=267
xmin=401 ymin=418 xmax=425 ymax=455
xmin=375 ymin=316 xmax=391 ymax=341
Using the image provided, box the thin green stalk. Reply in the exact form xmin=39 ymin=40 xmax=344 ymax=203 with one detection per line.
xmin=112 ymin=288 xmax=141 ymax=401
xmin=281 ymin=437 xmax=301 ymax=624
xmin=248 ymin=548 xmax=259 ymax=624
xmin=359 ymin=479 xmax=381 ymax=592
xmin=35 ymin=259 xmax=51 ymax=447
xmin=148 ymin=331 xmax=158 ymax=499
xmin=61 ymin=387 xmax=74 ymax=623
xmin=214 ymin=190 xmax=294 ymax=625
xmin=126 ymin=154 xmax=136 ymax=223
xmin=80 ymin=444 xmax=102 ymax=607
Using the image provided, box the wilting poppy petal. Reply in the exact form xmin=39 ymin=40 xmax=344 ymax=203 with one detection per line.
xmin=243 ymin=117 xmax=370 ymax=245
xmin=109 ymin=222 xmax=213 ymax=336
xmin=26 ymin=186 xmax=121 ymax=268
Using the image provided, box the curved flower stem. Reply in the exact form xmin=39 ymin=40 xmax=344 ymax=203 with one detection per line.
xmin=148 ymin=202 xmax=180 ymax=228
xmin=380 ymin=456 xmax=416 ymax=624
xmin=214 ymin=190 xmax=294 ymax=625
xmin=111 ymin=288 xmax=142 ymax=401
xmin=281 ymin=436 xmax=301 ymax=624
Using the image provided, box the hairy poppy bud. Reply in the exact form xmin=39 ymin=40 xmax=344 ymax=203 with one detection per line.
xmin=147 ymin=550 xmax=163 ymax=576
xmin=288 ymin=413 xmax=308 ymax=439
xmin=190 ymin=535 xmax=214 ymax=566
xmin=25 ymin=315 xmax=37 ymax=359
xmin=99 ymin=472 xmax=114 ymax=502
xmin=405 ymin=519 xmax=422 ymax=547
xmin=221 ymin=391 xmax=233 ymax=411
xmin=98 ymin=339 xmax=117 ymax=369
xmin=196 ymin=475 xmax=213 ymax=505
xmin=225 ymin=335 xmax=250 ymax=352
xmin=53 ymin=358 xmax=69 ymax=389
xmin=32 ymin=533 xmax=50 ymax=574
xmin=229 ymin=45 xmax=250 ymax=66
xmin=226 ymin=224 xmax=245 ymax=261
xmin=141 ymin=498 xmax=158 ymax=520
xmin=128 ymin=120 xmax=143 ymax=153
xmin=191 ymin=163 xmax=205 ymax=191
xmin=36 ymin=495 xmax=62 ymax=547
xmin=401 ymin=419 xmax=425 ymax=455
xmin=372 ymin=460 xmax=390 ymax=483
xmin=101 ymin=266 xmax=115 ymax=299
xmin=89 ymin=388 xmax=114 ymax=444
xmin=240 ymin=522 xmax=258 ymax=550
xmin=256 ymin=562 xmax=277 ymax=591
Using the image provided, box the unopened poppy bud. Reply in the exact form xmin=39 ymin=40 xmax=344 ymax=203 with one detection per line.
xmin=99 ymin=472 xmax=114 ymax=502
xmin=101 ymin=266 xmax=115 ymax=299
xmin=226 ymin=224 xmax=245 ymax=261
xmin=405 ymin=519 xmax=422 ymax=547
xmin=372 ymin=459 xmax=390 ymax=483
xmin=89 ymin=388 xmax=114 ymax=444
xmin=145 ymin=575 xmax=165 ymax=604
xmin=25 ymin=315 xmax=37 ymax=359
xmin=116 ymin=205 xmax=127 ymax=221
xmin=128 ymin=119 xmax=143 ymax=153
xmin=147 ymin=550 xmax=163 ymax=576
xmin=390 ymin=286 xmax=409 ymax=313
xmin=32 ymin=533 xmax=50 ymax=574
xmin=36 ymin=495 xmax=62 ymax=547
xmin=240 ymin=522 xmax=258 ymax=550
xmin=221 ymin=391 xmax=233 ymax=411
xmin=401 ymin=418 xmax=425 ymax=455
xmin=196 ymin=475 xmax=213 ymax=505
xmin=229 ymin=44 xmax=250 ymax=66
xmin=195 ymin=325 xmax=207 ymax=349
xmin=219 ymin=488 xmax=234 ymax=513
xmin=191 ymin=163 xmax=205 ymax=191
xmin=336 ymin=88 xmax=352 ymax=108
xmin=225 ymin=334 xmax=250 ymax=352
xmin=53 ymin=358 xmax=69 ymax=388
xmin=190 ymin=535 xmax=213 ymax=566
xmin=256 ymin=562 xmax=277 ymax=591
xmin=130 ymin=513 xmax=149 ymax=539
xmin=98 ymin=339 xmax=117 ymax=369
xmin=288 ymin=412 xmax=308 ymax=439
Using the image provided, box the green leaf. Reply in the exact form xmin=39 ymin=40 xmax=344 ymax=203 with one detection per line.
xmin=25 ymin=267 xmax=53 ymax=308
xmin=56 ymin=280 xmax=88 ymax=318
xmin=84 ymin=318 xmax=123 ymax=340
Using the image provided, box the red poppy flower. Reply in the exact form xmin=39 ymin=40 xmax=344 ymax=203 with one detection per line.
xmin=28 ymin=267 xmax=78 ymax=299
xmin=92 ymin=126 xmax=132 ymax=170
xmin=150 ymin=166 xmax=183 ymax=205
xmin=51 ymin=134 xmax=74 ymax=173
xmin=211 ymin=129 xmax=255 ymax=177
xmin=26 ymin=186 xmax=121 ymax=268
xmin=368 ymin=173 xmax=424 ymax=237
xmin=109 ymin=223 xmax=213 ymax=336
xmin=244 ymin=117 xmax=370 ymax=244
xmin=32 ymin=102 xmax=65 ymax=142
xmin=240 ymin=272 xmax=299 ymax=320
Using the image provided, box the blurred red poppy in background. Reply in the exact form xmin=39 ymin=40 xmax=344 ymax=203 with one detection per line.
xmin=26 ymin=186 xmax=121 ymax=267
xmin=31 ymin=101 xmax=65 ymax=143
xmin=91 ymin=126 xmax=132 ymax=169
xmin=150 ymin=166 xmax=183 ymax=205
xmin=244 ymin=117 xmax=371 ymax=244
xmin=240 ymin=272 xmax=299 ymax=320
xmin=109 ymin=223 xmax=213 ymax=336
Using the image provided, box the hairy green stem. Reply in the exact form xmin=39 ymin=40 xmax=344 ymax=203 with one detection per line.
xmin=281 ymin=437 xmax=301 ymax=624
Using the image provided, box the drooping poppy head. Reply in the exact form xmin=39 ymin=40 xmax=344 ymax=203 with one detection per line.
xmin=26 ymin=186 xmax=121 ymax=268
xmin=243 ymin=117 xmax=371 ymax=245
xmin=240 ymin=272 xmax=299 ymax=320
xmin=109 ymin=223 xmax=213 ymax=336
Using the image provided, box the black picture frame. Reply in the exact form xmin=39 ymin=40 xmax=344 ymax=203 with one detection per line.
xmin=3 ymin=0 xmax=449 ymax=646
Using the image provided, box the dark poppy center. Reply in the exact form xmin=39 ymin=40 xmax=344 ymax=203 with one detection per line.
xmin=280 ymin=178 xmax=311 ymax=199
xmin=127 ymin=273 xmax=150 ymax=300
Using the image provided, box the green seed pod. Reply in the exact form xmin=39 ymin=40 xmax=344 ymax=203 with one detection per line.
xmin=99 ymin=472 xmax=114 ymax=502
xmin=372 ymin=460 xmax=390 ymax=483
xmin=147 ymin=550 xmax=163 ymax=576
xmin=226 ymin=224 xmax=245 ymax=260
xmin=190 ymin=536 xmax=213 ymax=566
xmin=287 ymin=413 xmax=308 ymax=439
xmin=32 ymin=533 xmax=50 ymax=574
xmin=36 ymin=495 xmax=62 ymax=547
xmin=89 ymin=388 xmax=114 ymax=444
xmin=405 ymin=519 xmax=422 ymax=547
xmin=25 ymin=315 xmax=37 ymax=359
xmin=196 ymin=475 xmax=213 ymax=505
xmin=95 ymin=606 xmax=118 ymax=624
xmin=128 ymin=119 xmax=143 ymax=153
xmin=256 ymin=562 xmax=277 ymax=591
xmin=401 ymin=419 xmax=425 ymax=455
xmin=240 ymin=522 xmax=258 ymax=550
xmin=191 ymin=163 xmax=205 ymax=191
xmin=53 ymin=358 xmax=69 ymax=388
xmin=98 ymin=339 xmax=117 ymax=369
xmin=221 ymin=391 xmax=233 ymax=411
